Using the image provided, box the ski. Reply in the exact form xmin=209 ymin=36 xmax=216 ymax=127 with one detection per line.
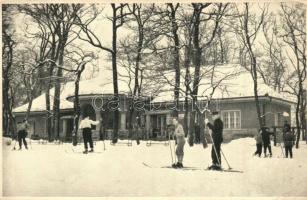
xmin=205 ymin=166 xmax=243 ymax=173
xmin=65 ymin=148 xmax=102 ymax=154
xmin=142 ymin=162 xmax=202 ymax=171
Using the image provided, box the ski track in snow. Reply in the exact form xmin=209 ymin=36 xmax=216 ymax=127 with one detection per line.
xmin=2 ymin=137 xmax=307 ymax=197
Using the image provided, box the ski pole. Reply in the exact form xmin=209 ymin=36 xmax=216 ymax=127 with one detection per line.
xmin=208 ymin=129 xmax=222 ymax=167
xmin=173 ymin=135 xmax=177 ymax=164
xmin=280 ymin=141 xmax=285 ymax=158
xmin=12 ymin=138 xmax=17 ymax=150
xmin=103 ymin=139 xmax=106 ymax=150
xmin=220 ymin=147 xmax=232 ymax=169
xmin=168 ymin=131 xmax=174 ymax=165
xmin=28 ymin=133 xmax=33 ymax=150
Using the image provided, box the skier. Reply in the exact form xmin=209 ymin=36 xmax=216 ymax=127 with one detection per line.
xmin=283 ymin=123 xmax=294 ymax=158
xmin=205 ymin=111 xmax=223 ymax=170
xmin=172 ymin=117 xmax=186 ymax=168
xmin=253 ymin=129 xmax=263 ymax=157
xmin=260 ymin=126 xmax=274 ymax=157
xmin=78 ymin=114 xmax=100 ymax=154
xmin=17 ymin=119 xmax=29 ymax=150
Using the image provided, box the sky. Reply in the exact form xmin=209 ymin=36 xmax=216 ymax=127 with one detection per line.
xmin=10 ymin=3 xmax=306 ymax=83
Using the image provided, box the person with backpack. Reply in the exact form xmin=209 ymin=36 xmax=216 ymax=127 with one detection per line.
xmin=79 ymin=114 xmax=100 ymax=154
xmin=172 ymin=117 xmax=186 ymax=168
xmin=283 ymin=124 xmax=294 ymax=158
xmin=17 ymin=119 xmax=30 ymax=150
xmin=260 ymin=126 xmax=274 ymax=157
xmin=254 ymin=129 xmax=263 ymax=157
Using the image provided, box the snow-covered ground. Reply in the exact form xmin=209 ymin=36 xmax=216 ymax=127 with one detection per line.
xmin=2 ymin=137 xmax=307 ymax=197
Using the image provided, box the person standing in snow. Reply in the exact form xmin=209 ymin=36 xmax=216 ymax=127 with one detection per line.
xmin=261 ymin=127 xmax=274 ymax=157
xmin=79 ymin=114 xmax=100 ymax=154
xmin=253 ymin=129 xmax=263 ymax=157
xmin=283 ymin=124 xmax=294 ymax=158
xmin=205 ymin=111 xmax=223 ymax=170
xmin=17 ymin=119 xmax=30 ymax=150
xmin=172 ymin=118 xmax=186 ymax=168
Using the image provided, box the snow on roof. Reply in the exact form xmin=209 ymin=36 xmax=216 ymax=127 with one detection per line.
xmin=13 ymin=70 xmax=132 ymax=113
xmin=149 ymin=64 xmax=296 ymax=103
xmin=13 ymin=64 xmax=295 ymax=113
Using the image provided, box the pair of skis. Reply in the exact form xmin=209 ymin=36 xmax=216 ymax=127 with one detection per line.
xmin=142 ymin=162 xmax=243 ymax=173
xmin=65 ymin=147 xmax=103 ymax=154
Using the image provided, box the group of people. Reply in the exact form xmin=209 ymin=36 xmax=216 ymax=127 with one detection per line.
xmin=15 ymin=110 xmax=295 ymax=168
xmin=171 ymin=111 xmax=223 ymax=170
xmin=254 ymin=121 xmax=295 ymax=158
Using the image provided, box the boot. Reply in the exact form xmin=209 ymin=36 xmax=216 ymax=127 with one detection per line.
xmin=176 ymin=162 xmax=183 ymax=168
xmin=83 ymin=149 xmax=88 ymax=154
xmin=89 ymin=149 xmax=94 ymax=153
xmin=172 ymin=163 xmax=177 ymax=168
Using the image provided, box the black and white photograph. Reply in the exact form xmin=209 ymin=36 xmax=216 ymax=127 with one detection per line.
xmin=1 ymin=1 xmax=307 ymax=198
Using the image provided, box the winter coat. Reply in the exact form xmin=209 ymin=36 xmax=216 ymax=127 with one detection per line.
xmin=79 ymin=117 xmax=100 ymax=129
xmin=207 ymin=118 xmax=223 ymax=144
xmin=254 ymin=133 xmax=263 ymax=144
xmin=261 ymin=128 xmax=273 ymax=144
xmin=17 ymin=122 xmax=29 ymax=132
xmin=283 ymin=131 xmax=294 ymax=147
xmin=174 ymin=124 xmax=185 ymax=144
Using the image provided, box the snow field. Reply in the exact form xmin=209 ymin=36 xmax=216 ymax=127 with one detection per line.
xmin=2 ymin=137 xmax=307 ymax=196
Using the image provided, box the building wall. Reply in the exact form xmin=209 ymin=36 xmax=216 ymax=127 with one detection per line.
xmin=265 ymin=102 xmax=291 ymax=127
xmin=13 ymin=97 xmax=292 ymax=142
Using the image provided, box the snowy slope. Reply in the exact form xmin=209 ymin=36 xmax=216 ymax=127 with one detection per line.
xmin=3 ymin=137 xmax=307 ymax=197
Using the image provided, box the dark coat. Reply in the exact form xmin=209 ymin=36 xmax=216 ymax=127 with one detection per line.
xmin=207 ymin=118 xmax=223 ymax=144
xmin=283 ymin=131 xmax=294 ymax=147
xmin=261 ymin=128 xmax=274 ymax=144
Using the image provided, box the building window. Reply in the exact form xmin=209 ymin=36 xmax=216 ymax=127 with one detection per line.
xmin=221 ymin=110 xmax=241 ymax=129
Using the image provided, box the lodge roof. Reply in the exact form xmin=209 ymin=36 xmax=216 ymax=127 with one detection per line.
xmin=13 ymin=64 xmax=296 ymax=113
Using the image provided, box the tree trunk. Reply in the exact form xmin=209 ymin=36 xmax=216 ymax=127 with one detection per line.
xmin=169 ymin=4 xmax=180 ymax=118
xmin=243 ymin=4 xmax=264 ymax=128
xmin=2 ymin=37 xmax=13 ymax=137
xmin=112 ymin=6 xmax=119 ymax=143
xmin=295 ymin=90 xmax=301 ymax=148
xmin=73 ymin=72 xmax=82 ymax=137
xmin=189 ymin=9 xmax=202 ymax=146
xmin=53 ymin=49 xmax=64 ymax=140
xmin=128 ymin=26 xmax=143 ymax=140
xmin=184 ymin=42 xmax=192 ymax=137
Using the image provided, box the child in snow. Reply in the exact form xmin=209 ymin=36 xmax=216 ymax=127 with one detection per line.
xmin=79 ymin=114 xmax=100 ymax=154
xmin=254 ymin=129 xmax=263 ymax=157
xmin=261 ymin=127 xmax=274 ymax=157
xmin=17 ymin=119 xmax=30 ymax=150
xmin=172 ymin=118 xmax=186 ymax=168
xmin=283 ymin=124 xmax=294 ymax=158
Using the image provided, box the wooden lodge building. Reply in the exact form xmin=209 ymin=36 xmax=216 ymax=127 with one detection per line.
xmin=13 ymin=64 xmax=295 ymax=142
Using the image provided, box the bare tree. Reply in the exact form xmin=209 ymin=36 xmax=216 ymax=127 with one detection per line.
xmin=2 ymin=4 xmax=16 ymax=137
xmin=260 ymin=14 xmax=286 ymax=92
xmin=20 ymin=4 xmax=84 ymax=140
xmin=280 ymin=3 xmax=306 ymax=148
xmin=233 ymin=3 xmax=268 ymax=128
xmin=188 ymin=3 xmax=228 ymax=146
xmin=77 ymin=4 xmax=135 ymax=143
xmin=59 ymin=47 xmax=97 ymax=140
xmin=117 ymin=4 xmax=157 ymax=142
